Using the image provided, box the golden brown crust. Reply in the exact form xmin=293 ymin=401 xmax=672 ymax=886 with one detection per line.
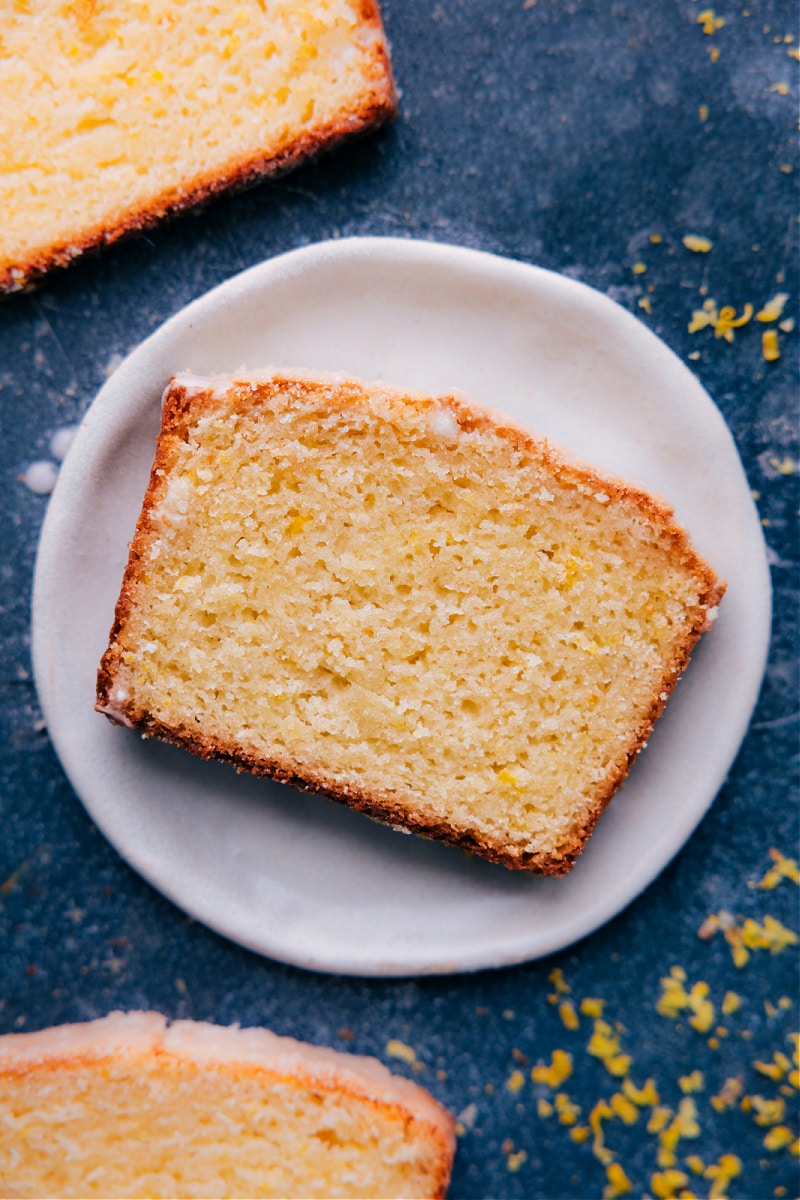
xmin=96 ymin=371 xmax=725 ymax=875
xmin=0 ymin=12 xmax=396 ymax=294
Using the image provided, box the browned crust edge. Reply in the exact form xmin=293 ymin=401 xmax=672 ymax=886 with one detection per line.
xmin=96 ymin=373 xmax=726 ymax=877
xmin=0 ymin=7 xmax=396 ymax=295
xmin=0 ymin=1014 xmax=455 ymax=1200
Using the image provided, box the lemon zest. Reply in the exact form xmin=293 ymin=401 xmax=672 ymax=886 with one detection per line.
xmin=683 ymin=234 xmax=713 ymax=252
xmin=531 ymin=1048 xmax=573 ymax=1088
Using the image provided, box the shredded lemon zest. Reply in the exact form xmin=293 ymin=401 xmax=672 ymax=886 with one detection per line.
xmin=679 ymin=1070 xmax=705 ymax=1093
xmin=610 ymin=1092 xmax=639 ymax=1124
xmin=580 ymin=997 xmax=605 ymax=1018
xmin=651 ymin=1169 xmax=690 ymax=1198
xmin=756 ymin=294 xmax=790 ymax=323
xmin=554 ymin=1091 xmax=581 ymax=1126
xmin=763 ymin=1125 xmax=793 ymax=1151
xmin=506 ymin=1148 xmax=527 ymax=1172
xmin=622 ymin=1076 xmax=659 ymax=1106
xmin=748 ymin=1094 xmax=786 ymax=1126
xmin=588 ymin=1020 xmax=632 ymax=1077
xmin=703 ymin=1154 xmax=742 ymax=1199
xmin=558 ymin=1000 xmax=580 ymax=1031
xmin=531 ymin=1049 xmax=573 ymax=1088
xmin=688 ymin=299 xmax=754 ymax=342
xmin=603 ymin=1162 xmax=633 ymax=1198
xmin=589 ymin=1099 xmax=614 ymax=1165
xmin=762 ymin=329 xmax=781 ymax=361
xmin=697 ymin=9 xmax=725 ymax=34
xmin=385 ymin=1039 xmax=416 ymax=1065
xmin=506 ymin=1068 xmax=525 ymax=1094
xmin=548 ymin=967 xmax=570 ymax=994
xmin=657 ymin=968 xmax=715 ymax=1032
xmin=721 ymin=991 xmax=742 ymax=1015
xmin=683 ymin=234 xmax=713 ymax=252
xmin=657 ymin=1097 xmax=700 ymax=1167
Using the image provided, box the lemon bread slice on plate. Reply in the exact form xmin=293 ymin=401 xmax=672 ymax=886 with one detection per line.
xmin=96 ymin=370 xmax=724 ymax=874
xmin=0 ymin=1 xmax=395 ymax=292
xmin=0 ymin=1011 xmax=455 ymax=1199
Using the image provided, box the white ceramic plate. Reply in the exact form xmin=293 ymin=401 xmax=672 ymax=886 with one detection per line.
xmin=33 ymin=238 xmax=770 ymax=976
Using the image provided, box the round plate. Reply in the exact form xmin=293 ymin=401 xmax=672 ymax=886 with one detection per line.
xmin=32 ymin=238 xmax=770 ymax=976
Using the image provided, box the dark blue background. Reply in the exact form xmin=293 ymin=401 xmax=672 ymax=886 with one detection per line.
xmin=1 ymin=2 xmax=797 ymax=1197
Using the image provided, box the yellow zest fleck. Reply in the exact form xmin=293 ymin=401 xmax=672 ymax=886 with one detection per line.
xmin=762 ymin=329 xmax=780 ymax=361
xmin=749 ymin=1095 xmax=786 ymax=1126
xmin=506 ymin=1068 xmax=525 ymax=1094
xmin=709 ymin=45 xmax=720 ymax=61
xmin=651 ymin=1169 xmax=689 ymax=1198
xmin=622 ymin=1076 xmax=659 ymax=1106
xmin=603 ymin=1162 xmax=633 ymax=1198
xmin=697 ymin=9 xmax=724 ymax=34
xmin=587 ymin=1020 xmax=632 ymax=1077
xmin=769 ymin=82 xmax=790 ymax=94
xmin=558 ymin=1000 xmax=580 ymax=1031
xmin=554 ymin=1091 xmax=581 ymax=1126
xmin=506 ymin=1148 xmax=527 ymax=1172
xmin=537 ymin=1097 xmax=553 ymax=1118
xmin=649 ymin=232 xmax=663 ymax=243
xmin=656 ymin=968 xmax=715 ymax=1032
xmin=763 ymin=1125 xmax=793 ymax=1151
xmin=686 ymin=1155 xmax=706 ymax=1174
xmin=580 ymin=997 xmax=605 ymax=1018
xmin=788 ymin=46 xmax=800 ymax=60
xmin=287 ymin=513 xmax=312 ymax=535
xmin=679 ymin=1070 xmax=704 ymax=1093
xmin=722 ymin=991 xmax=742 ymax=1015
xmin=754 ymin=1052 xmax=792 ymax=1082
xmin=779 ymin=317 xmax=795 ymax=331
xmin=756 ymin=294 xmax=791 ymax=323
xmin=548 ymin=967 xmax=570 ymax=994
xmin=683 ymin=234 xmax=713 ymax=252
xmin=569 ymin=1124 xmax=591 ymax=1143
xmin=657 ymin=1097 xmax=700 ymax=1168
xmin=688 ymin=298 xmax=754 ymax=341
xmin=589 ymin=1099 xmax=614 ymax=1165
xmin=647 ymin=1105 xmax=672 ymax=1134
xmin=699 ymin=103 xmax=709 ymax=120
xmin=742 ymin=915 xmax=798 ymax=954
xmin=704 ymin=1154 xmax=742 ymax=1199
xmin=632 ymin=261 xmax=647 ymax=275
xmin=697 ymin=910 xmax=795 ymax=966
xmin=495 ymin=767 xmax=518 ymax=788
xmin=385 ymin=1039 xmax=416 ymax=1065
xmin=610 ymin=1092 xmax=639 ymax=1124
xmin=532 ymin=1048 xmax=573 ymax=1088
xmin=638 ymin=297 xmax=652 ymax=313
xmin=767 ymin=456 xmax=796 ymax=475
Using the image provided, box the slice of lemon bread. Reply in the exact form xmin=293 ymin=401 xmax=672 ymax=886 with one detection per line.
xmin=0 ymin=1 xmax=395 ymax=293
xmin=0 ymin=1011 xmax=455 ymax=1199
xmin=96 ymin=371 xmax=724 ymax=874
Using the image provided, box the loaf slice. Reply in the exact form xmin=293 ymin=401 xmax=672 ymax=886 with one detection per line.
xmin=0 ymin=0 xmax=395 ymax=293
xmin=0 ymin=1011 xmax=455 ymax=1199
xmin=96 ymin=371 xmax=724 ymax=874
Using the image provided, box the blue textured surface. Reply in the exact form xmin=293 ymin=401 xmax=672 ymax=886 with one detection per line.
xmin=1 ymin=2 xmax=797 ymax=1198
